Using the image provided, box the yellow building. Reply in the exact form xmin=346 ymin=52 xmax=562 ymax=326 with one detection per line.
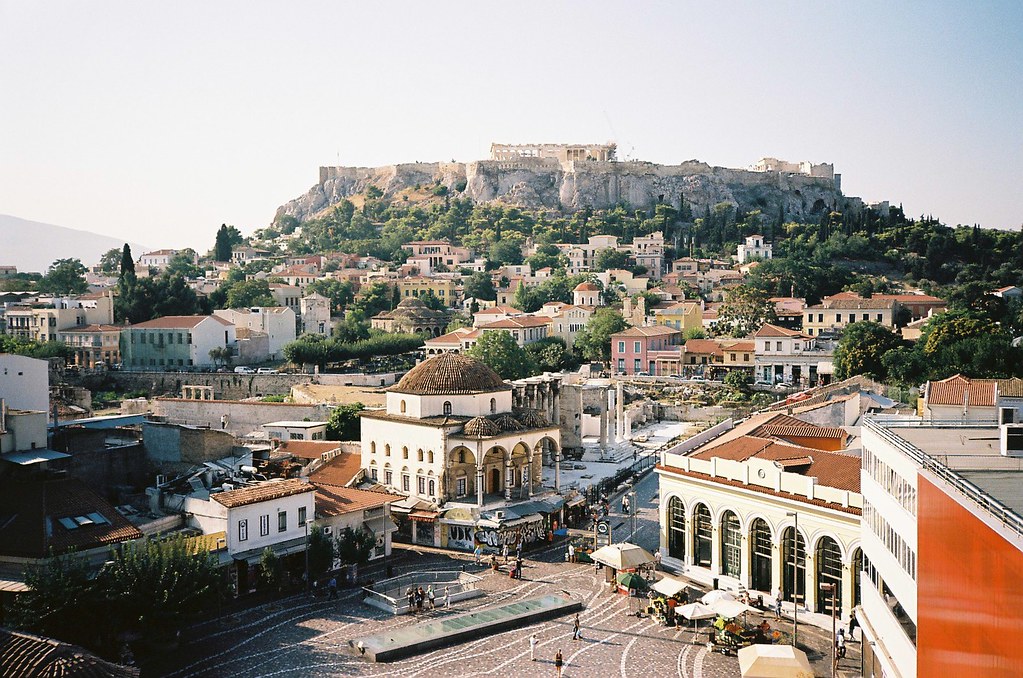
xmin=654 ymin=301 xmax=703 ymax=334
xmin=399 ymin=277 xmax=461 ymax=308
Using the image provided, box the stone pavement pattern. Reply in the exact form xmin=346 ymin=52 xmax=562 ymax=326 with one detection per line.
xmin=152 ymin=472 xmax=859 ymax=677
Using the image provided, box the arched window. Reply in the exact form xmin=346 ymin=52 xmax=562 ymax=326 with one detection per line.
xmin=429 ymin=479 xmax=435 ymax=496
xmin=403 ymin=446 xmax=409 ymax=459
xmin=720 ymin=511 xmax=741 ymax=578
xmin=815 ymin=536 xmax=843 ymax=615
xmin=443 ymin=401 xmax=452 ymax=415
xmin=370 ymin=441 xmax=376 ymax=454
xmin=782 ymin=527 xmax=806 ymax=604
xmin=417 ymin=449 xmax=424 ymax=462
xmin=750 ymin=519 xmax=773 ymax=592
xmin=385 ymin=444 xmax=391 ymax=457
xmin=400 ymin=400 xmax=406 ymax=414
xmin=668 ymin=496 xmax=685 ymax=560
xmin=490 ymin=398 xmax=496 ymax=414
xmin=427 ymin=450 xmax=434 ymax=463
xmin=458 ymin=450 xmax=466 ymax=463
xmin=693 ymin=504 xmax=712 ymax=567
xmin=852 ymin=547 xmax=863 ymax=607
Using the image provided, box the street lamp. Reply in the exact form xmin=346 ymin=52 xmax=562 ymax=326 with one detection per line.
xmin=628 ymin=490 xmax=637 ymax=541
xmin=821 ymin=582 xmax=838 ymax=677
xmin=785 ymin=511 xmax=799 ymax=649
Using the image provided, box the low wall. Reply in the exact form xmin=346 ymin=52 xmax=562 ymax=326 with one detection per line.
xmin=152 ymin=398 xmax=336 ymax=435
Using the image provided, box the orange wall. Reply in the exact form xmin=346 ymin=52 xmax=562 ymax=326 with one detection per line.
xmin=918 ymin=476 xmax=1023 ymax=676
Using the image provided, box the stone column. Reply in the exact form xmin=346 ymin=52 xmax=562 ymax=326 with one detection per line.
xmin=504 ymin=453 xmax=512 ymax=501
xmin=527 ymin=454 xmax=534 ymax=497
xmin=476 ymin=467 xmax=484 ymax=508
xmin=710 ymin=523 xmax=721 ymax=577
xmin=615 ymin=381 xmax=625 ymax=443
xmin=804 ymin=552 xmax=816 ymax=613
xmin=599 ymin=391 xmax=609 ymax=458
xmin=554 ymin=447 xmax=561 ymax=493
xmin=740 ymin=531 xmax=752 ymax=592
xmin=771 ymin=540 xmax=784 ymax=601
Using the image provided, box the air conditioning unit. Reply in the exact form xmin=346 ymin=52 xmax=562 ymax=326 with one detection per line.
xmin=323 ymin=526 xmax=333 ymax=535
xmin=1001 ymin=424 xmax=1023 ymax=457
xmin=494 ymin=510 xmax=505 ymax=520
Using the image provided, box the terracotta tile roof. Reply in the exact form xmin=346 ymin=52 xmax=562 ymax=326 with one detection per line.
xmin=307 ymin=452 xmax=365 ymax=488
xmin=689 ymin=436 xmax=861 ymax=492
xmin=926 ymin=374 xmax=998 ymax=407
xmin=277 ymin=440 xmax=342 ymax=461
xmin=58 ymin=324 xmax=122 ymax=333
xmin=481 ymin=316 xmax=551 ymax=329
xmin=129 ymin=315 xmax=231 ymax=329
xmin=999 ymin=377 xmax=1023 ymax=398
xmin=573 ymin=282 xmax=600 ymax=291
xmin=759 ymin=424 xmax=849 ymax=441
xmin=313 ymin=485 xmax=398 ymax=517
xmin=389 ymin=353 xmax=509 ymax=396
xmin=0 ymin=627 xmax=140 ymax=678
xmin=657 ymin=464 xmax=861 ymax=515
xmin=721 ymin=340 xmax=755 ymax=352
xmin=212 ymin=478 xmax=314 ymax=508
xmin=611 ymin=325 xmax=680 ymax=338
xmin=811 ymin=297 xmax=895 ymax=310
xmin=0 ymin=478 xmax=143 ymax=559
xmin=683 ymin=339 xmax=723 ymax=356
xmin=754 ymin=323 xmax=804 ymax=338
xmin=475 ymin=306 xmax=520 ymax=315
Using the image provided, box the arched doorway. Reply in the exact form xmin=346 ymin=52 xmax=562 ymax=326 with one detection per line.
xmin=750 ymin=518 xmax=772 ymax=592
xmin=693 ymin=503 xmax=712 ymax=567
xmin=816 ymin=536 xmax=843 ymax=614
xmin=852 ymin=547 xmax=863 ymax=606
xmin=720 ymin=511 xmax=741 ymax=578
xmin=782 ymin=526 xmax=805 ymax=604
xmin=667 ymin=497 xmax=685 ymax=560
xmin=490 ymin=468 xmax=501 ymax=494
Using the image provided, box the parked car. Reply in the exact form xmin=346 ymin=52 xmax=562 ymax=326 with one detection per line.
xmin=256 ymin=368 xmax=279 ymax=374
xmin=689 ymin=375 xmax=707 ymax=382
xmin=234 ymin=366 xmax=255 ymax=374
xmin=774 ymin=381 xmax=793 ymax=390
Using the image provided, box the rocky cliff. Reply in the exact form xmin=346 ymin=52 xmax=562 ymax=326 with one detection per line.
xmin=276 ymin=158 xmax=859 ymax=223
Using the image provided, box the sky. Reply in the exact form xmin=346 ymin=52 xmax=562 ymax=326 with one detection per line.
xmin=1 ymin=1 xmax=1020 ymax=253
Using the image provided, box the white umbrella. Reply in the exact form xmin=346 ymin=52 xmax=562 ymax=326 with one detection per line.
xmin=738 ymin=644 xmax=814 ymax=678
xmin=651 ymin=575 xmax=687 ymax=598
xmin=710 ymin=598 xmax=755 ymax=619
xmin=677 ymin=601 xmax=717 ymax=641
xmin=700 ymin=589 xmax=736 ymax=606
xmin=589 ymin=542 xmax=656 ymax=570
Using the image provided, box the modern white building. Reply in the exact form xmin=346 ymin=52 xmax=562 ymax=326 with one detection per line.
xmin=0 ymin=353 xmax=49 ymax=413
xmin=214 ymin=306 xmax=297 ymax=360
xmin=754 ymin=323 xmax=834 ymax=387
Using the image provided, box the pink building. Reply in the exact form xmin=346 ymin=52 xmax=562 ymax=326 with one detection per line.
xmin=611 ymin=325 xmax=681 ymax=375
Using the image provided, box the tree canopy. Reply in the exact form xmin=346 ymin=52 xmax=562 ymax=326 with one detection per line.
xmin=715 ymin=286 xmax=777 ymax=338
xmin=573 ymin=308 xmax=629 ymax=364
xmin=36 ymin=258 xmax=88 ymax=295
xmin=466 ymin=330 xmax=537 ymax=380
xmin=833 ymin=321 xmax=903 ymax=381
xmin=327 ymin=402 xmax=364 ymax=440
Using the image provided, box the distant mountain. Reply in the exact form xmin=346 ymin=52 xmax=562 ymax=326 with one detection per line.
xmin=0 ymin=214 xmax=150 ymax=274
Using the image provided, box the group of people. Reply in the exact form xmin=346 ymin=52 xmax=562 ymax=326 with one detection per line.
xmin=527 ymin=632 xmax=567 ymax=678
xmin=406 ymin=584 xmax=445 ymax=613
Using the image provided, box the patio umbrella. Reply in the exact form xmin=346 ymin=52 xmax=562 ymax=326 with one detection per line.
xmin=651 ymin=575 xmax=687 ymax=598
xmin=701 ymin=589 xmax=736 ymax=606
xmin=677 ymin=601 xmax=717 ymax=640
xmin=589 ymin=542 xmax=656 ymax=570
xmin=710 ymin=598 xmax=755 ymax=619
xmin=616 ymin=572 xmax=649 ymax=590
xmin=737 ymin=644 xmax=814 ymax=678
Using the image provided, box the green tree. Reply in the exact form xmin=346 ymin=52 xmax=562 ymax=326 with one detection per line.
xmin=36 ymin=258 xmax=88 ymax=295
xmin=683 ymin=326 xmax=707 ymax=340
xmin=348 ymin=282 xmax=395 ymax=320
xmin=9 ymin=550 xmax=101 ymax=649
xmin=921 ymin=310 xmax=1001 ymax=358
xmin=165 ymin=249 xmax=202 ymax=279
xmin=307 ymin=526 xmax=335 ymax=581
xmin=307 ymin=278 xmax=355 ymax=313
xmin=98 ymin=247 xmax=122 ymax=275
xmin=225 ymin=279 xmax=274 ymax=308
xmin=334 ymin=526 xmax=376 ymax=571
xmin=723 ymin=370 xmax=753 ymax=393
xmin=715 ymin=286 xmax=777 ymax=338
xmin=208 ymin=346 xmax=234 ymax=368
xmin=463 ymin=271 xmax=497 ymax=301
xmin=327 ymin=402 xmax=364 ymax=440
xmin=258 ymin=547 xmax=286 ymax=595
xmin=214 ymin=224 xmax=234 ymax=262
xmin=466 ymin=330 xmax=537 ymax=380
xmin=592 ymin=248 xmax=630 ymax=272
xmin=418 ymin=291 xmax=447 ymax=310
xmin=524 ymin=336 xmax=577 ymax=373
xmin=573 ymin=308 xmax=629 ymax=364
xmin=333 ymin=316 xmax=370 ymax=343
xmin=525 ymin=243 xmax=567 ymax=272
xmin=489 ymin=236 xmax=525 ymax=266
xmin=833 ymin=322 xmax=903 ymax=380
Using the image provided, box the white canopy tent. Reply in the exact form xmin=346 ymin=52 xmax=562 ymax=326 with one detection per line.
xmin=710 ymin=598 xmax=755 ymax=619
xmin=589 ymin=542 xmax=656 ymax=570
xmin=737 ymin=644 xmax=814 ymax=678
xmin=651 ymin=575 xmax=688 ymax=598
xmin=700 ymin=590 xmax=736 ymax=606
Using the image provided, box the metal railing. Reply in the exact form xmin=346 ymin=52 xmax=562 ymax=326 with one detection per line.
xmin=864 ymin=417 xmax=1023 ymax=539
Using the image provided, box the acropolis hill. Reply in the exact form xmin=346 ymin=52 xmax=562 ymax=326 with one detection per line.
xmin=276 ymin=143 xmax=867 ymax=223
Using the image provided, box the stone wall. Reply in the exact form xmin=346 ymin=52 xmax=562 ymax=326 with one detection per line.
xmin=77 ymin=371 xmax=307 ymax=400
xmin=151 ymin=398 xmax=336 ymax=435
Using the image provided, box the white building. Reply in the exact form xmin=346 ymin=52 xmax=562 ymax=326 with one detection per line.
xmin=0 ymin=353 xmax=49 ymax=413
xmin=137 ymin=249 xmax=180 ymax=270
xmin=736 ymin=234 xmax=773 ymax=264
xmin=262 ymin=420 xmax=328 ymax=441
xmin=657 ymin=412 xmax=861 ymax=621
xmin=214 ymin=306 xmax=297 ymax=360
xmin=300 ymin=292 xmax=331 ymax=337
xmin=572 ymin=282 xmax=600 ymax=307
xmin=120 ymin=315 xmax=237 ymax=371
xmin=754 ymin=323 xmax=833 ymax=387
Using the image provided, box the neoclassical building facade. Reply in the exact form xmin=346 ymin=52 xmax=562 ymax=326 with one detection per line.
xmin=656 ymin=414 xmax=862 ymax=623
xmin=359 ymin=353 xmax=561 ymax=549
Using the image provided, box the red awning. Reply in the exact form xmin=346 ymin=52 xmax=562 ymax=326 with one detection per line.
xmin=408 ymin=510 xmax=439 ymax=522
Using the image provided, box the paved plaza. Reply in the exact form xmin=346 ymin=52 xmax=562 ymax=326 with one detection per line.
xmin=151 ymin=473 xmax=859 ymax=677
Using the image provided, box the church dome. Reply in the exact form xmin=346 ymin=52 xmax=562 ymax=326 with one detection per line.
xmin=573 ymin=281 xmax=599 ymax=292
xmin=390 ymin=353 xmax=509 ymax=396
xmin=491 ymin=414 xmax=526 ymax=432
xmin=463 ymin=416 xmax=501 ymax=438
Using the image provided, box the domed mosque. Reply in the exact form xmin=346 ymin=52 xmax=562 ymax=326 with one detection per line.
xmin=359 ymin=352 xmax=561 ymax=551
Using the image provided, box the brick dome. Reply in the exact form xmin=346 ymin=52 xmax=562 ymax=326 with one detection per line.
xmin=574 ymin=281 xmax=600 ymax=292
xmin=463 ymin=416 xmax=501 ymax=438
xmin=390 ymin=353 xmax=509 ymax=396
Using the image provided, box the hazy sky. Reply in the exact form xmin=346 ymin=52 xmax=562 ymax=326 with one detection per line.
xmin=2 ymin=1 xmax=1020 ymax=252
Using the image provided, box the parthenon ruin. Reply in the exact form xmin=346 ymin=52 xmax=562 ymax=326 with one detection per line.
xmin=490 ymin=143 xmax=617 ymax=163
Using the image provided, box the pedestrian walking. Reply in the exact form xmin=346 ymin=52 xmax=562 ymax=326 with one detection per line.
xmin=427 ymin=585 xmax=435 ymax=610
xmin=444 ymin=586 xmax=450 ymax=608
xmin=220 ymin=414 xmax=228 ymax=429
xmin=529 ymin=633 xmax=538 ymax=661
xmin=774 ymin=589 xmax=783 ymax=619
xmin=848 ymin=608 xmax=859 ymax=640
xmin=653 ymin=550 xmax=661 ymax=570
xmin=567 ymin=543 xmax=575 ymax=563
xmin=554 ymin=649 xmax=564 ymax=677
xmin=622 ymin=496 xmax=629 ymax=514
xmin=515 ymin=557 xmax=523 ymax=579
xmin=572 ymin=613 xmax=581 ymax=640
xmin=474 ymin=545 xmax=482 ymax=565
xmin=328 ymin=577 xmax=338 ymax=600
xmin=407 ymin=587 xmax=415 ymax=614
xmin=502 ymin=543 xmax=509 ymax=563
xmin=836 ymin=629 xmax=847 ymax=659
